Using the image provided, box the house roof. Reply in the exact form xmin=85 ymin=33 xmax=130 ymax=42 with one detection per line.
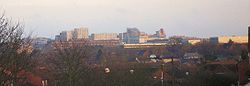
xmin=208 ymin=59 xmax=237 ymax=65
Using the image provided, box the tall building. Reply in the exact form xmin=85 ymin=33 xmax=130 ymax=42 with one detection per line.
xmin=156 ymin=28 xmax=166 ymax=38
xmin=122 ymin=32 xmax=128 ymax=43
xmin=73 ymin=27 xmax=88 ymax=39
xmin=55 ymin=27 xmax=89 ymax=41
xmin=90 ymin=33 xmax=119 ymax=40
xmin=118 ymin=33 xmax=123 ymax=41
xmin=150 ymin=28 xmax=166 ymax=39
xmin=120 ymin=28 xmax=167 ymax=44
xmin=127 ymin=28 xmax=140 ymax=44
xmin=210 ymin=35 xmax=248 ymax=44
xmin=60 ymin=31 xmax=73 ymax=41
xmin=55 ymin=35 xmax=61 ymax=41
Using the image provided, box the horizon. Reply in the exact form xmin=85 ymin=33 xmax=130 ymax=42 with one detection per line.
xmin=0 ymin=0 xmax=249 ymax=38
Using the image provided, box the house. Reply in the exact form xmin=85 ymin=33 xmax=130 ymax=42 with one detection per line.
xmin=161 ymin=56 xmax=180 ymax=63
xmin=182 ymin=53 xmax=203 ymax=64
xmin=206 ymin=59 xmax=237 ymax=74
xmin=1 ymin=69 xmax=44 ymax=86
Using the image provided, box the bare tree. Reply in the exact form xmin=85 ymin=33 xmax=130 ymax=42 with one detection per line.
xmin=49 ymin=40 xmax=93 ymax=86
xmin=0 ymin=14 xmax=34 ymax=85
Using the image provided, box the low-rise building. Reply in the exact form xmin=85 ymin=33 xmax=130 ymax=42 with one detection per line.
xmin=146 ymin=39 xmax=169 ymax=43
xmin=123 ymin=43 xmax=167 ymax=49
xmin=210 ymin=35 xmax=248 ymax=44
xmin=188 ymin=39 xmax=201 ymax=45
xmin=90 ymin=33 xmax=119 ymax=40
xmin=162 ymin=56 xmax=180 ymax=63
xmin=182 ymin=53 xmax=203 ymax=64
xmin=52 ymin=39 xmax=122 ymax=48
xmin=87 ymin=40 xmax=122 ymax=47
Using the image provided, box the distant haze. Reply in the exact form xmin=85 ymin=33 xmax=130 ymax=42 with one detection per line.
xmin=0 ymin=0 xmax=249 ymax=38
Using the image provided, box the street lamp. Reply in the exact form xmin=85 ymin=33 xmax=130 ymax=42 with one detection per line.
xmin=186 ymin=72 xmax=189 ymax=76
xmin=161 ymin=64 xmax=164 ymax=86
xmin=130 ymin=69 xmax=134 ymax=74
xmin=130 ymin=69 xmax=135 ymax=86
xmin=104 ymin=67 xmax=111 ymax=86
xmin=105 ymin=67 xmax=110 ymax=74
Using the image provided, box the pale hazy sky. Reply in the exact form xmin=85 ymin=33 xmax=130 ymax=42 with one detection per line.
xmin=0 ymin=0 xmax=249 ymax=38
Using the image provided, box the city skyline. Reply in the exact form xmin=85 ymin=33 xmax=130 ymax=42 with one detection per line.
xmin=0 ymin=0 xmax=249 ymax=38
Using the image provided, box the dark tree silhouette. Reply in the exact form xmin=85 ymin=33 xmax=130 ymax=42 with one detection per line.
xmin=49 ymin=40 xmax=94 ymax=86
xmin=0 ymin=14 xmax=34 ymax=86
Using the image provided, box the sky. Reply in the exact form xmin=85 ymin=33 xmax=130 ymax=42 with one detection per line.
xmin=0 ymin=0 xmax=249 ymax=38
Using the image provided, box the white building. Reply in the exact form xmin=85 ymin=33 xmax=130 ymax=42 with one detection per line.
xmin=55 ymin=27 xmax=89 ymax=41
xmin=73 ymin=27 xmax=88 ymax=39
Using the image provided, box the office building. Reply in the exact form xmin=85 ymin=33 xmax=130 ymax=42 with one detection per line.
xmin=127 ymin=28 xmax=140 ymax=44
xmin=156 ymin=28 xmax=166 ymax=38
xmin=32 ymin=37 xmax=51 ymax=50
xmin=120 ymin=28 xmax=167 ymax=44
xmin=73 ymin=27 xmax=88 ymax=39
xmin=60 ymin=31 xmax=73 ymax=41
xmin=149 ymin=28 xmax=166 ymax=39
xmin=55 ymin=27 xmax=89 ymax=41
xmin=122 ymin=33 xmax=128 ymax=43
xmin=55 ymin=35 xmax=61 ymax=41
xmin=139 ymin=35 xmax=148 ymax=43
xmin=118 ymin=33 xmax=123 ymax=41
xmin=90 ymin=33 xmax=119 ymax=40
xmin=87 ymin=40 xmax=122 ymax=47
